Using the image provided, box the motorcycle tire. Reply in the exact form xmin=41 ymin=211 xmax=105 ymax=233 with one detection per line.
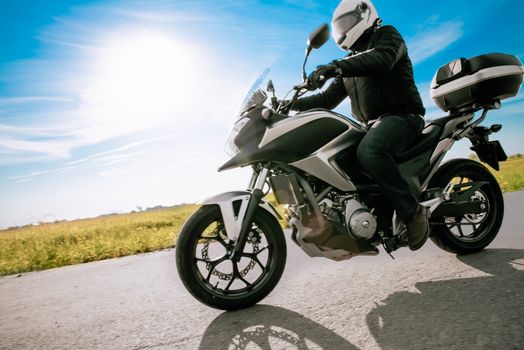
xmin=176 ymin=205 xmax=286 ymax=310
xmin=428 ymin=159 xmax=504 ymax=255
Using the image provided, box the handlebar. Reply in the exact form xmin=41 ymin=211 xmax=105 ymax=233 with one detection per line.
xmin=281 ymin=68 xmax=343 ymax=114
xmin=293 ymin=68 xmax=343 ymax=91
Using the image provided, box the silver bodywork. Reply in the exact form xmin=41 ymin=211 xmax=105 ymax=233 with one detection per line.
xmin=200 ymin=191 xmax=281 ymax=241
xmin=262 ymin=109 xmax=366 ymax=192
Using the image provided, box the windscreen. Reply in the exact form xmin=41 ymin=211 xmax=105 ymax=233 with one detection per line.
xmin=238 ymin=68 xmax=270 ymax=116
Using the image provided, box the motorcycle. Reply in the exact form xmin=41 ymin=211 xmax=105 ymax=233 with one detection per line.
xmin=176 ymin=24 xmax=524 ymax=310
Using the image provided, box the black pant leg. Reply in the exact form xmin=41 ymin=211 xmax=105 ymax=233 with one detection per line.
xmin=356 ymin=114 xmax=424 ymax=219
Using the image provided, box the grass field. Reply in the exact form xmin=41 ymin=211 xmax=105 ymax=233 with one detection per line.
xmin=0 ymin=205 xmax=198 ymax=276
xmin=0 ymin=157 xmax=522 ymax=276
xmin=488 ymin=155 xmax=524 ymax=193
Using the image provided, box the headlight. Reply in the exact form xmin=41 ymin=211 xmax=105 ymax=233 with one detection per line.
xmin=224 ymin=117 xmax=249 ymax=157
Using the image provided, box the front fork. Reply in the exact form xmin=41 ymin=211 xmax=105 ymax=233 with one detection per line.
xmin=230 ymin=166 xmax=270 ymax=261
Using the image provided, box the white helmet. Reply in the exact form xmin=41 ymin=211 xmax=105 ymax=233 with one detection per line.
xmin=331 ymin=0 xmax=379 ymax=51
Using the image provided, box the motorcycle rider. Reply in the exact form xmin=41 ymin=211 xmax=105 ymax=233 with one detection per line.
xmin=290 ymin=0 xmax=429 ymax=250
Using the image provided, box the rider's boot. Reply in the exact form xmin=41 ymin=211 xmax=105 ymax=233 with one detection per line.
xmin=406 ymin=204 xmax=430 ymax=251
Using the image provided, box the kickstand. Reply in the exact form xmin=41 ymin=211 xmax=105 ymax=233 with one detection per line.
xmin=382 ymin=242 xmax=395 ymax=260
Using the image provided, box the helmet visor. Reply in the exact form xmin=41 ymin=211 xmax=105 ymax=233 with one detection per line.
xmin=332 ymin=2 xmax=369 ymax=45
xmin=333 ymin=11 xmax=362 ymax=38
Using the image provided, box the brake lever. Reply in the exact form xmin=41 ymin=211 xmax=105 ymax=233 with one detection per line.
xmin=293 ymin=81 xmax=310 ymax=90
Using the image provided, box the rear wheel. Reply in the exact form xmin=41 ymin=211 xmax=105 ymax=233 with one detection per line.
xmin=176 ymin=205 xmax=286 ymax=310
xmin=428 ymin=159 xmax=504 ymax=254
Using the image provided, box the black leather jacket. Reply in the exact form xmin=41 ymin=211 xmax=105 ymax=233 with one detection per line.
xmin=293 ymin=25 xmax=425 ymax=122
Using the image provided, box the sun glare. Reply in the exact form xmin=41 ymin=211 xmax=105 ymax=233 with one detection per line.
xmin=80 ymin=30 xmax=200 ymax=138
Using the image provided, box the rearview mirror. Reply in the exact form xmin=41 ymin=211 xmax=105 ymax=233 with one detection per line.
xmin=302 ymin=23 xmax=330 ymax=81
xmin=266 ymin=80 xmax=275 ymax=94
xmin=307 ymin=23 xmax=330 ymax=50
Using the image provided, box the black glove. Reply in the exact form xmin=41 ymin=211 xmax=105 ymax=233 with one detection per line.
xmin=308 ymin=62 xmax=342 ymax=89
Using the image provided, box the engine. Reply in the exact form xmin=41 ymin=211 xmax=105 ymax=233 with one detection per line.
xmin=319 ymin=195 xmax=377 ymax=240
xmin=344 ymin=199 xmax=377 ymax=240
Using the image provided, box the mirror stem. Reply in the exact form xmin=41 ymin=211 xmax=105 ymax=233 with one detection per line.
xmin=302 ymin=47 xmax=312 ymax=81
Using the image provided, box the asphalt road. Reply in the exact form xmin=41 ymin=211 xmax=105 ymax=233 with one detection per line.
xmin=1 ymin=191 xmax=523 ymax=350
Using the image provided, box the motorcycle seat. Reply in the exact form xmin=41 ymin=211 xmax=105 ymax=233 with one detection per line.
xmin=427 ymin=115 xmax=459 ymax=128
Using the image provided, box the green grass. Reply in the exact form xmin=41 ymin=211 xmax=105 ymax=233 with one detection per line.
xmin=1 ymin=156 xmax=522 ymax=276
xmin=0 ymin=205 xmax=198 ymax=276
xmin=488 ymin=155 xmax=524 ymax=192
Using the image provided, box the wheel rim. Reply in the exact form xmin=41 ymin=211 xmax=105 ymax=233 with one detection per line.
xmin=440 ymin=175 xmax=495 ymax=244
xmin=190 ymin=217 xmax=275 ymax=297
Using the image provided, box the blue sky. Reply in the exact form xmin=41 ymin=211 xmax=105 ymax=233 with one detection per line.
xmin=1 ymin=0 xmax=523 ymax=227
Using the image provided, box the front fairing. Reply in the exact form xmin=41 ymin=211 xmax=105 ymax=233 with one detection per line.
xmin=224 ymin=69 xmax=272 ymax=157
xmin=220 ymin=107 xmax=289 ymax=171
xmin=219 ymin=109 xmax=365 ymax=172
xmin=220 ymin=106 xmax=272 ymax=171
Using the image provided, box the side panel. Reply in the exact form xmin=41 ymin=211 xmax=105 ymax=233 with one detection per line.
xmin=333 ymin=144 xmax=374 ymax=186
xmin=289 ymin=112 xmax=367 ymax=191
xmin=291 ymin=132 xmax=365 ymax=191
xmin=399 ymin=148 xmax=434 ymax=197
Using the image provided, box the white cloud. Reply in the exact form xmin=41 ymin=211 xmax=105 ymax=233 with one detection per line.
xmin=7 ymin=153 xmax=137 ymax=182
xmin=0 ymin=124 xmax=85 ymax=164
xmin=66 ymin=135 xmax=177 ymax=165
xmin=0 ymin=123 xmax=78 ymax=137
xmin=407 ymin=20 xmax=463 ymax=65
xmin=6 ymin=135 xmax=181 ymax=181
xmin=96 ymin=150 xmax=211 ymax=178
xmin=0 ymin=96 xmax=73 ymax=105
xmin=0 ymin=138 xmax=75 ymax=159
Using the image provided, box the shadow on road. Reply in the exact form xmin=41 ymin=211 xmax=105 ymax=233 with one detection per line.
xmin=367 ymin=249 xmax=524 ymax=349
xmin=199 ymin=304 xmax=358 ymax=349
xmin=199 ymin=249 xmax=523 ymax=349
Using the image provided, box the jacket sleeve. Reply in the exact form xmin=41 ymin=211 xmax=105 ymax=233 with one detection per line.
xmin=333 ymin=26 xmax=407 ymax=76
xmin=292 ymin=78 xmax=347 ymax=112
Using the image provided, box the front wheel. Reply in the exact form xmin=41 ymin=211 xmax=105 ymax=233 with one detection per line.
xmin=176 ymin=205 xmax=286 ymax=310
xmin=428 ymin=159 xmax=504 ymax=254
